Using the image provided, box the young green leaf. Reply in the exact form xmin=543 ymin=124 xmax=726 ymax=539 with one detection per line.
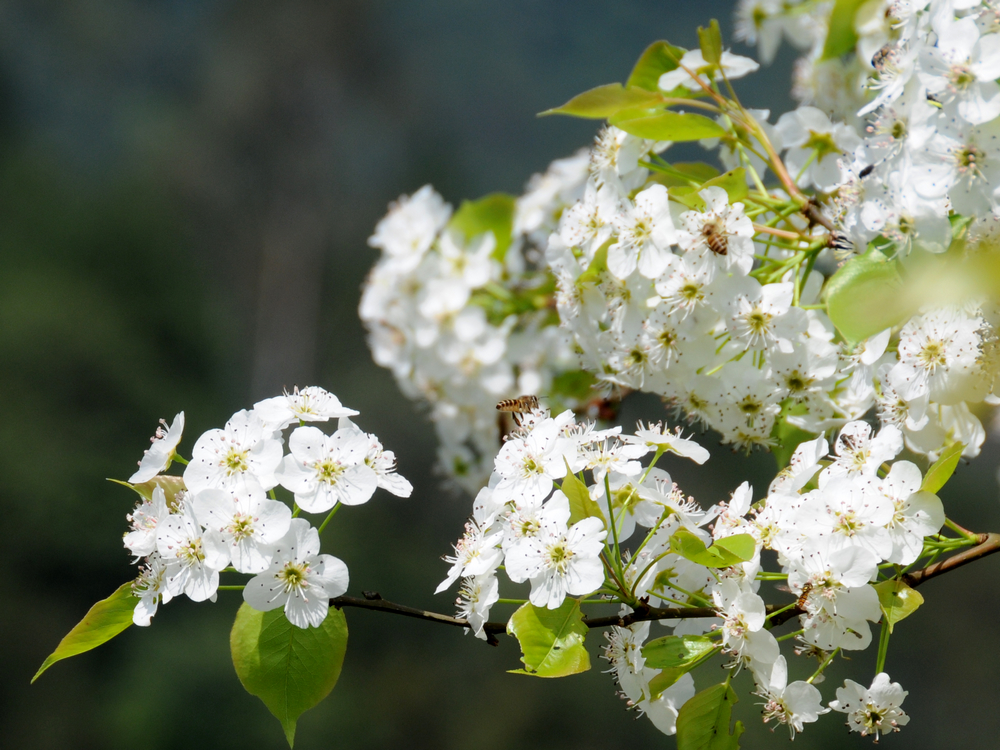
xmin=822 ymin=0 xmax=869 ymax=60
xmin=560 ymin=465 xmax=606 ymax=527
xmin=873 ymin=579 xmax=924 ymax=633
xmin=627 ymin=41 xmax=686 ymax=91
xmin=507 ymin=599 xmax=590 ymax=678
xmin=648 ymin=667 xmax=691 ymax=698
xmin=448 ymin=193 xmax=516 ymax=262
xmin=610 ymin=112 xmax=726 ymax=142
xmin=824 ymin=250 xmax=907 ymax=344
xmin=697 ymin=20 xmax=723 ymax=66
xmin=231 ymin=604 xmax=349 ymax=747
xmin=540 ymin=83 xmax=664 ymax=118
xmin=32 ymin=582 xmax=138 ymax=683
xmin=700 ymin=168 xmax=748 ymax=204
xmin=676 ymin=682 xmax=744 ymax=750
xmin=670 ymin=528 xmax=756 ymax=568
xmin=642 ymin=634 xmax=718 ymax=669
xmin=921 ymin=442 xmax=965 ymax=493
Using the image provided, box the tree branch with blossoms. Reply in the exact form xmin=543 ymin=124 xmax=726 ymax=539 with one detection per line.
xmin=34 ymin=6 xmax=1000 ymax=749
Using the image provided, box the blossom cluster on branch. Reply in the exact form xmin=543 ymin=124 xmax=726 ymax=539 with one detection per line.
xmin=34 ymin=2 xmax=1000 ymax=748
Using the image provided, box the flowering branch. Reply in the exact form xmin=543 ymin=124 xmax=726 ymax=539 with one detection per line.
xmin=332 ymin=532 xmax=1000 ymax=642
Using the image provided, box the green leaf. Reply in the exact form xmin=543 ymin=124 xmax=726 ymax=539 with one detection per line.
xmin=824 ymin=250 xmax=906 ymax=344
xmin=713 ymin=534 xmax=756 ymax=562
xmin=670 ymin=528 xmax=756 ymax=568
xmin=648 ymin=667 xmax=691 ymax=698
xmin=576 ymin=242 xmax=610 ymax=286
xmin=921 ymin=442 xmax=965 ymax=493
xmin=647 ymin=161 xmax=721 ymax=188
xmin=701 ymin=168 xmax=748 ymax=204
xmin=873 ymin=579 xmax=924 ymax=634
xmin=669 ymin=186 xmax=706 ymax=211
xmin=507 ymin=599 xmax=590 ymax=678
xmin=231 ymin=604 xmax=349 ymax=747
xmin=642 ymin=634 xmax=717 ymax=669
xmin=611 ymin=111 xmax=726 ymax=142
xmin=676 ymin=683 xmax=744 ymax=750
xmin=33 ymin=582 xmax=138 ymax=683
xmin=448 ymin=193 xmax=516 ymax=262
xmin=771 ymin=400 xmax=817 ymax=470
xmin=540 ymin=83 xmax=664 ymax=118
xmin=697 ymin=20 xmax=723 ymax=65
xmin=560 ymin=464 xmax=606 ymax=527
xmin=627 ymin=41 xmax=687 ymax=91
xmin=822 ymin=0 xmax=868 ymax=60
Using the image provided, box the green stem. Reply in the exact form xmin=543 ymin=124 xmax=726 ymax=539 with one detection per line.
xmin=218 ymin=585 xmax=245 ymax=591
xmin=317 ymin=503 xmax=342 ymax=534
xmin=171 ymin=454 xmax=189 ymax=466
xmin=776 ymin=628 xmax=804 ymax=642
xmin=875 ymin=617 xmax=891 ymax=673
xmin=807 ymin=648 xmax=839 ymax=684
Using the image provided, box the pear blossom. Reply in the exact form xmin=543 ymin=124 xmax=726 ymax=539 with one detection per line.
xmin=829 ymin=673 xmax=910 ymax=740
xmin=608 ymin=184 xmax=676 ymax=279
xmin=621 ymin=422 xmax=710 ymax=464
xmin=775 ymin=107 xmax=861 ymax=191
xmin=191 ymin=488 xmax=292 ymax=574
xmin=156 ymin=505 xmax=229 ymax=603
xmin=276 ymin=425 xmax=379 ymax=513
xmin=658 ymin=49 xmax=760 ymax=91
xmin=129 ymin=412 xmax=185 ymax=483
xmin=124 ymin=486 xmax=172 ymax=558
xmin=253 ymin=386 xmax=358 ymax=432
xmin=677 ymin=187 xmax=755 ymax=278
xmin=455 ymin=571 xmax=500 ymax=640
xmin=184 ymin=409 xmax=283 ymax=495
xmin=368 ymin=184 xmax=451 ymax=271
xmin=131 ymin=552 xmax=173 ymax=626
xmin=243 ymin=518 xmax=350 ymax=628
xmin=754 ymin=656 xmax=829 ymax=738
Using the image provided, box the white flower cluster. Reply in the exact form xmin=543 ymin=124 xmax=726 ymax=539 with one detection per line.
xmin=361 ymin=163 xmax=588 ymax=492
xmin=733 ymin=0 xmax=1000 ymax=458
xmin=547 ymin=123 xmax=853 ymax=451
xmin=123 ymin=386 xmax=411 ymax=629
xmin=443 ymin=407 xmax=922 ymax=738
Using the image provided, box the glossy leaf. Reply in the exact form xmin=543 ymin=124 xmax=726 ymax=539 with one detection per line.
xmin=701 ymin=168 xmax=748 ymax=204
xmin=697 ymin=20 xmax=723 ymax=65
xmin=647 ymin=161 xmax=721 ymax=188
xmin=648 ymin=667 xmax=690 ymax=698
xmin=921 ymin=442 xmax=964 ymax=493
xmin=33 ymin=582 xmax=138 ymax=683
xmin=676 ymin=682 xmax=744 ymax=750
xmin=873 ymin=578 xmax=924 ymax=634
xmin=448 ymin=193 xmax=515 ymax=262
xmin=627 ymin=41 xmax=686 ymax=91
xmin=507 ymin=599 xmax=590 ymax=678
xmin=822 ymin=0 xmax=868 ymax=60
xmin=670 ymin=528 xmax=756 ymax=568
xmin=561 ymin=465 xmax=606 ymax=527
xmin=540 ymin=83 xmax=664 ymax=118
xmin=611 ymin=111 xmax=726 ymax=142
xmin=824 ymin=250 xmax=906 ymax=344
xmin=642 ymin=634 xmax=717 ymax=669
xmin=231 ymin=604 xmax=349 ymax=747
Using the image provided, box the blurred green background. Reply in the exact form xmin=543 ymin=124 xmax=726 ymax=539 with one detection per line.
xmin=5 ymin=2 xmax=999 ymax=748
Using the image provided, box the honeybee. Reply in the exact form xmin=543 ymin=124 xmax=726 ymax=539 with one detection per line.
xmin=701 ymin=220 xmax=728 ymax=256
xmin=496 ymin=395 xmax=540 ymax=427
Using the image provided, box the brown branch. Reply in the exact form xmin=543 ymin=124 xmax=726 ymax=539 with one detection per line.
xmin=332 ymin=533 xmax=1000 ymax=643
xmin=903 ymin=533 xmax=1000 ymax=588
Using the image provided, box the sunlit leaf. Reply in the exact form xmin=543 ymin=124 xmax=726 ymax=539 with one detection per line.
xmin=611 ymin=112 xmax=726 ymax=141
xmin=33 ymin=582 xmax=137 ymax=683
xmin=670 ymin=528 xmax=755 ymax=568
xmin=697 ymin=20 xmax=723 ymax=65
xmin=448 ymin=193 xmax=516 ymax=262
xmin=676 ymin=682 xmax=744 ymax=750
xmin=561 ymin=465 xmax=606 ymax=527
xmin=921 ymin=442 xmax=964 ymax=493
xmin=627 ymin=41 xmax=686 ymax=91
xmin=701 ymin=168 xmax=748 ymax=204
xmin=824 ymin=250 xmax=907 ymax=344
xmin=231 ymin=604 xmax=349 ymax=747
xmin=873 ymin=579 xmax=924 ymax=634
xmin=642 ymin=634 xmax=717 ymax=669
xmin=507 ymin=599 xmax=590 ymax=678
xmin=822 ymin=0 xmax=868 ymax=60
xmin=540 ymin=83 xmax=664 ymax=118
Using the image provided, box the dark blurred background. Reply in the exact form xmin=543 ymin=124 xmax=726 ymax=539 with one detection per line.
xmin=4 ymin=2 xmax=999 ymax=748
